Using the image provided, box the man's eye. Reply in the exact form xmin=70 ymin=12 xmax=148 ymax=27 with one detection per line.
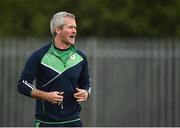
xmin=69 ymin=26 xmax=76 ymax=29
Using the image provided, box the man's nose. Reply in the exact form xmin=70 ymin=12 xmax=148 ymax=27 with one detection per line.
xmin=73 ymin=29 xmax=77 ymax=34
xmin=72 ymin=27 xmax=77 ymax=33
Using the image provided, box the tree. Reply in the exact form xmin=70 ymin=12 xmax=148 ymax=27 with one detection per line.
xmin=0 ymin=0 xmax=179 ymax=38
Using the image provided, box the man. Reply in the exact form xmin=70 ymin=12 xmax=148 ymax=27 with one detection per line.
xmin=17 ymin=11 xmax=92 ymax=127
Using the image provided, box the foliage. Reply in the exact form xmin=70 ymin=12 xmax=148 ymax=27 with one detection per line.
xmin=0 ymin=0 xmax=179 ymax=38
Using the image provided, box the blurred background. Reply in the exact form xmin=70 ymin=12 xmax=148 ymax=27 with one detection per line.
xmin=0 ymin=0 xmax=180 ymax=127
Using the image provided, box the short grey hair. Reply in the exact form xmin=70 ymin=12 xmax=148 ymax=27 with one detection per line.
xmin=50 ymin=11 xmax=75 ymax=36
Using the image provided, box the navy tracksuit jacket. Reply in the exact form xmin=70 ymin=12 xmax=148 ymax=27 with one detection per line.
xmin=17 ymin=42 xmax=91 ymax=124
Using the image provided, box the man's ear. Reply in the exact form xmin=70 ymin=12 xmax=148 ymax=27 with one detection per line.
xmin=55 ymin=27 xmax=62 ymax=34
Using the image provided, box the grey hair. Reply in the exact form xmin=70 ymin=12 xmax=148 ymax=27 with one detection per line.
xmin=50 ymin=11 xmax=75 ymax=36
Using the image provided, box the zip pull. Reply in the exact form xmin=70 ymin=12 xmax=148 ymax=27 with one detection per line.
xmin=58 ymin=102 xmax=63 ymax=109
xmin=60 ymin=102 xmax=63 ymax=109
xmin=57 ymin=92 xmax=64 ymax=109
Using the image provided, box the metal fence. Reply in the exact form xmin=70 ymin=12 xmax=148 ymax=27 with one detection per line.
xmin=0 ymin=38 xmax=180 ymax=127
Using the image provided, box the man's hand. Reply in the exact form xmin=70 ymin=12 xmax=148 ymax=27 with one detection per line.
xmin=74 ymin=88 xmax=88 ymax=102
xmin=31 ymin=89 xmax=64 ymax=104
xmin=46 ymin=91 xmax=64 ymax=104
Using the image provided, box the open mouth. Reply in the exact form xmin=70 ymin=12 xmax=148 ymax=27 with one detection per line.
xmin=70 ymin=35 xmax=75 ymax=39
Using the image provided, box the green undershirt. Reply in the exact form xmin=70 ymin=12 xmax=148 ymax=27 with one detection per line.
xmin=52 ymin=40 xmax=77 ymax=67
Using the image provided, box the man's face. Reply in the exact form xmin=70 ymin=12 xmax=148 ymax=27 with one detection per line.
xmin=59 ymin=17 xmax=77 ymax=46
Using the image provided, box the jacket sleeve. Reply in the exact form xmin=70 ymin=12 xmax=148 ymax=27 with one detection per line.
xmin=78 ymin=54 xmax=92 ymax=95
xmin=17 ymin=52 xmax=40 ymax=97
